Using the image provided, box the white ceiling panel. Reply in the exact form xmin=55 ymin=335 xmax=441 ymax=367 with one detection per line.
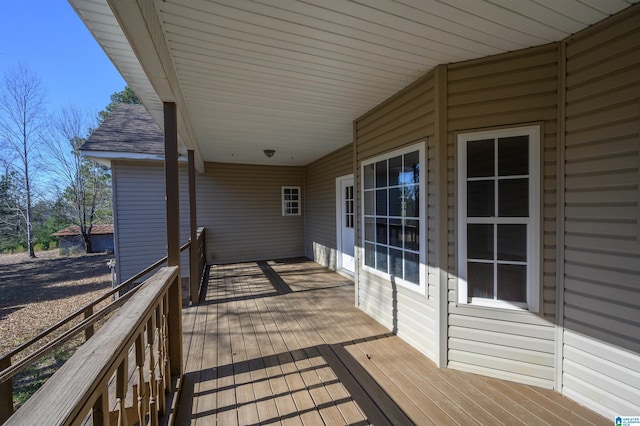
xmin=69 ymin=0 xmax=638 ymax=166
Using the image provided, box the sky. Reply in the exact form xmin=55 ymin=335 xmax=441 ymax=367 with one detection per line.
xmin=0 ymin=1 xmax=126 ymax=117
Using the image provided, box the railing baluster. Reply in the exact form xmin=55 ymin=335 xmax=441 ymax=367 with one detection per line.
xmin=155 ymin=304 xmax=166 ymax=416
xmin=135 ymin=334 xmax=145 ymax=426
xmin=116 ymin=358 xmax=128 ymax=426
xmin=162 ymin=294 xmax=171 ymax=393
xmin=0 ymin=356 xmax=12 ymax=423
xmin=147 ymin=317 xmax=159 ymax=426
xmin=92 ymin=385 xmax=109 ymax=426
xmin=84 ymin=306 xmax=94 ymax=341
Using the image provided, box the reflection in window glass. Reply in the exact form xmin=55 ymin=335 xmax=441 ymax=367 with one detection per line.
xmin=363 ymin=148 xmax=422 ymax=286
xmin=405 ymin=219 xmax=419 ymax=251
xmin=376 ymin=245 xmax=388 ymax=273
xmin=376 ymin=218 xmax=388 ymax=244
xmin=365 ymin=242 xmax=375 ymax=268
xmin=376 ymin=160 xmax=387 ymax=188
xmin=389 ymin=187 xmax=402 ymax=217
xmin=376 ymin=189 xmax=387 ymax=216
xmin=364 ymin=163 xmax=375 ymax=189
xmin=404 ymin=185 xmax=419 ymax=218
xmin=389 ymin=155 xmax=402 ymax=186
xmin=404 ymin=151 xmax=420 ymax=184
xmin=405 ymin=252 xmax=419 ymax=284
xmin=389 ymin=219 xmax=402 ymax=248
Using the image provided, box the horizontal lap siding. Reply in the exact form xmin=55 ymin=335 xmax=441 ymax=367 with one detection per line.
xmin=196 ymin=162 xmax=304 ymax=264
xmin=112 ymin=161 xmax=190 ymax=283
xmin=355 ymin=73 xmax=439 ymax=362
xmin=447 ymin=45 xmax=558 ymax=388
xmin=562 ymin=7 xmax=640 ymax=417
xmin=304 ymin=144 xmax=353 ymax=270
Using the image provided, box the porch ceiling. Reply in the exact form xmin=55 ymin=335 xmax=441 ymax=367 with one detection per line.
xmin=69 ymin=0 xmax=637 ymax=168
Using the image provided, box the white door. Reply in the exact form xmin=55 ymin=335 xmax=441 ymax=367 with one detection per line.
xmin=337 ymin=175 xmax=355 ymax=274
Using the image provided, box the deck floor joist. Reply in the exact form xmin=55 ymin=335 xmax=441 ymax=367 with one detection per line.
xmin=176 ymin=258 xmax=607 ymax=425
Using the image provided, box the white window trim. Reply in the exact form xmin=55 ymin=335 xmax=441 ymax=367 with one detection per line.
xmin=281 ymin=186 xmax=301 ymax=216
xmin=457 ymin=125 xmax=540 ymax=312
xmin=360 ymin=142 xmax=427 ymax=295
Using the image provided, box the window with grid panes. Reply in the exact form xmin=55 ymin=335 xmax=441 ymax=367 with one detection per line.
xmin=282 ymin=186 xmax=301 ymax=216
xmin=457 ymin=126 xmax=540 ymax=312
xmin=345 ymin=185 xmax=354 ymax=228
xmin=362 ymin=143 xmax=425 ymax=292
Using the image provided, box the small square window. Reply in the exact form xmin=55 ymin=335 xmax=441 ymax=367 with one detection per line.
xmin=282 ymin=186 xmax=301 ymax=216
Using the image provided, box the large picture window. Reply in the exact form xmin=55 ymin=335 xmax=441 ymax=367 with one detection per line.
xmin=362 ymin=143 xmax=426 ymax=293
xmin=457 ymin=126 xmax=540 ymax=311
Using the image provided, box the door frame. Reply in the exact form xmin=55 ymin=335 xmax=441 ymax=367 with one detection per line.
xmin=336 ymin=174 xmax=355 ymax=275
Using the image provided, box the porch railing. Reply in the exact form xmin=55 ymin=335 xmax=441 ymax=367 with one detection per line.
xmin=0 ymin=227 xmax=206 ymax=423
xmin=4 ymin=266 xmax=181 ymax=425
xmin=192 ymin=226 xmax=207 ymax=302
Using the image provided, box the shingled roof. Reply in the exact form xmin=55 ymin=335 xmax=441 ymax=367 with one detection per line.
xmin=52 ymin=224 xmax=114 ymax=237
xmin=80 ymin=104 xmax=163 ymax=155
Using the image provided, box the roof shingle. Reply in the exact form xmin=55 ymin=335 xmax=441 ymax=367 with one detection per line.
xmin=52 ymin=224 xmax=114 ymax=237
xmin=80 ymin=104 xmax=163 ymax=155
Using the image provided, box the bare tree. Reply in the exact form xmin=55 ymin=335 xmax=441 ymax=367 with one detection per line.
xmin=0 ymin=63 xmax=47 ymax=257
xmin=46 ymin=104 xmax=112 ymax=253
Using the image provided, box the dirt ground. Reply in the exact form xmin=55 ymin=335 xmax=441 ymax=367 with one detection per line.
xmin=0 ymin=250 xmax=113 ymax=359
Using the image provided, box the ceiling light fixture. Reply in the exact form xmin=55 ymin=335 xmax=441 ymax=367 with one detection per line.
xmin=263 ymin=149 xmax=275 ymax=158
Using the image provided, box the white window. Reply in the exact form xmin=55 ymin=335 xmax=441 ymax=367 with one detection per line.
xmin=282 ymin=186 xmax=301 ymax=216
xmin=362 ymin=143 xmax=426 ymax=293
xmin=457 ymin=125 xmax=540 ymax=312
xmin=345 ymin=185 xmax=354 ymax=229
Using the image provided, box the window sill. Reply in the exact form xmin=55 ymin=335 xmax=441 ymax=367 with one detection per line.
xmin=463 ymin=298 xmax=529 ymax=311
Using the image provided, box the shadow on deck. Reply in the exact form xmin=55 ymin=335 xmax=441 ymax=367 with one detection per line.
xmin=177 ymin=258 xmax=607 ymax=425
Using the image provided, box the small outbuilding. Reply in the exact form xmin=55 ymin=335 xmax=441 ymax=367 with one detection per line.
xmin=52 ymin=224 xmax=114 ymax=254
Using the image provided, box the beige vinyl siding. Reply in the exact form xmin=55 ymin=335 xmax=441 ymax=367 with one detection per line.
xmin=196 ymin=162 xmax=304 ymax=264
xmin=561 ymin=7 xmax=640 ymax=417
xmin=354 ymin=72 xmax=440 ymax=362
xmin=304 ymin=143 xmax=353 ymax=270
xmin=446 ymin=44 xmax=559 ymax=388
xmin=112 ymin=161 xmax=190 ymax=283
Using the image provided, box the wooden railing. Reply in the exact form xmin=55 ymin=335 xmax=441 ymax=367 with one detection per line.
xmin=194 ymin=227 xmax=206 ymax=301
xmin=5 ymin=266 xmax=181 ymax=425
xmin=0 ymin=228 xmax=206 ymax=423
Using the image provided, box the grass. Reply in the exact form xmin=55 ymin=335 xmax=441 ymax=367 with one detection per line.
xmin=12 ymin=344 xmax=76 ymax=410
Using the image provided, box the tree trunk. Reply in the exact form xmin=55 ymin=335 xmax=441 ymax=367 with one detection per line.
xmin=82 ymin=232 xmax=93 ymax=254
xmin=23 ymin=123 xmax=35 ymax=258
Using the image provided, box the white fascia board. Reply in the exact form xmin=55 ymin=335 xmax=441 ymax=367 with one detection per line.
xmin=81 ymin=150 xmax=188 ymax=167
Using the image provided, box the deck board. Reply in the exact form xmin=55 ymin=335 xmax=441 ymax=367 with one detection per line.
xmin=177 ymin=259 xmax=609 ymax=426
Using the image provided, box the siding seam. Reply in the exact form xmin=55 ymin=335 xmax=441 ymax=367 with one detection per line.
xmin=555 ymin=40 xmax=567 ymax=392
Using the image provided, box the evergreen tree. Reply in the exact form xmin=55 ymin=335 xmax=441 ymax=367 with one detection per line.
xmin=97 ymin=86 xmax=140 ymax=124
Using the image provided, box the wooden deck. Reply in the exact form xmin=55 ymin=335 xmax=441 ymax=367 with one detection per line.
xmin=177 ymin=259 xmax=607 ymax=425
